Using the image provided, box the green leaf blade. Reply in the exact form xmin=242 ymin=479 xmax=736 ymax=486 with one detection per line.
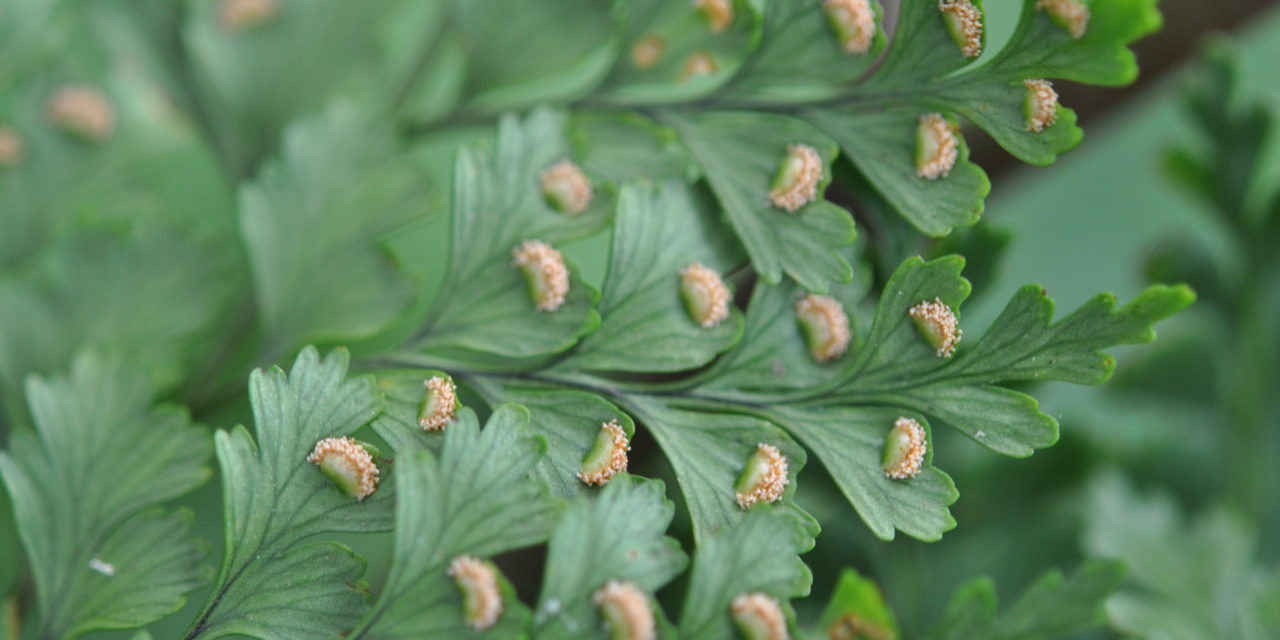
xmin=558 ymin=180 xmax=745 ymax=373
xmin=351 ymin=405 xmax=559 ymax=639
xmin=663 ymin=110 xmax=854 ymax=290
xmin=625 ymin=397 xmax=812 ymax=544
xmin=771 ymin=406 xmax=957 ymax=541
xmin=0 ymin=353 xmax=211 ymax=639
xmin=239 ymin=106 xmax=424 ymax=350
xmin=807 ymin=108 xmax=989 ymax=237
xmin=186 ymin=347 xmax=395 ymax=640
xmin=534 ymin=475 xmax=688 ymax=638
xmin=677 ymin=509 xmax=815 ymax=639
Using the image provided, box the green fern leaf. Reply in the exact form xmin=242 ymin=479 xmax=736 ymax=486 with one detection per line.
xmin=349 ymin=405 xmax=559 ymax=639
xmin=0 ymin=353 xmax=210 ymax=639
xmin=533 ymin=475 xmax=687 ymax=638
xmin=183 ymin=347 xmax=395 ymax=640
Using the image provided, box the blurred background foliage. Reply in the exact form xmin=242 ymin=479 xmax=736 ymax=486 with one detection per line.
xmin=1 ymin=0 xmax=1279 ymax=638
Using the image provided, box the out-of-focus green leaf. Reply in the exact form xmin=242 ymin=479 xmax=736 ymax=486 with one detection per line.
xmin=451 ymin=0 xmax=618 ymax=113
xmin=534 ymin=476 xmax=687 ymax=638
xmin=0 ymin=228 xmax=230 ymax=419
xmin=186 ymin=0 xmax=397 ymax=168
xmin=813 ymin=568 xmax=899 ymax=640
xmin=925 ymin=561 xmax=1124 ymax=640
xmin=594 ymin=0 xmax=762 ymax=104
xmin=571 ymin=111 xmax=698 ymax=185
xmin=0 ymin=353 xmax=211 ymax=639
xmin=184 ymin=347 xmax=395 ymax=640
xmin=239 ymin=105 xmax=424 ymax=352
xmin=349 ymin=405 xmax=559 ymax=639
xmin=1084 ymin=472 xmax=1280 ymax=640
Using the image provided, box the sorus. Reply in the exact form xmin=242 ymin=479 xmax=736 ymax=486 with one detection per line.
xmin=735 ymin=444 xmax=789 ymax=510
xmin=731 ymin=592 xmax=789 ymax=640
xmin=694 ymin=0 xmax=734 ymax=33
xmin=539 ymin=159 xmax=593 ymax=215
xmin=824 ymin=0 xmax=876 ymax=55
xmin=680 ymin=51 xmax=719 ymax=82
xmin=513 ymin=240 xmax=570 ymax=312
xmin=448 ymin=556 xmax=503 ymax=631
xmin=680 ymin=262 xmax=732 ymax=328
xmin=418 ymin=375 xmax=458 ymax=431
xmin=578 ymin=420 xmax=630 ymax=486
xmin=218 ymin=0 xmax=278 ymax=31
xmin=1037 ymin=0 xmax=1090 ymax=39
xmin=915 ymin=113 xmax=958 ymax=180
xmin=46 ymin=85 xmax=115 ymax=142
xmin=0 ymin=127 xmax=23 ymax=167
xmin=631 ymin=35 xmax=666 ymax=70
xmin=769 ymin=144 xmax=824 ymax=212
xmin=882 ymin=417 xmax=927 ymax=480
xmin=938 ymin=0 xmax=983 ymax=58
xmin=1023 ymin=79 xmax=1059 ymax=133
xmin=594 ymin=580 xmax=656 ymax=640
xmin=908 ymin=297 xmax=962 ymax=357
xmin=795 ymin=294 xmax=851 ymax=363
xmin=306 ymin=437 xmax=380 ymax=500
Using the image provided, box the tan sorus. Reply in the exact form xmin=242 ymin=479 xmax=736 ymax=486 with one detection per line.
xmin=578 ymin=420 xmax=630 ymax=486
xmin=908 ymin=297 xmax=962 ymax=357
xmin=735 ymin=444 xmax=789 ymax=509
xmin=46 ymin=85 xmax=115 ymax=142
xmin=938 ymin=0 xmax=983 ymax=58
xmin=594 ymin=580 xmax=656 ymax=640
xmin=631 ymin=35 xmax=666 ymax=70
xmin=828 ymin=613 xmax=894 ymax=640
xmin=448 ymin=556 xmax=503 ymax=631
xmin=1037 ymin=0 xmax=1090 ymax=39
xmin=731 ymin=592 xmax=790 ymax=640
xmin=418 ymin=375 xmax=458 ymax=431
xmin=680 ymin=262 xmax=732 ymax=328
xmin=694 ymin=0 xmax=734 ymax=33
xmin=218 ymin=0 xmax=278 ymax=31
xmin=824 ymin=0 xmax=877 ymax=55
xmin=539 ymin=159 xmax=593 ymax=215
xmin=680 ymin=50 xmax=719 ymax=82
xmin=512 ymin=239 xmax=570 ymax=312
xmin=915 ymin=113 xmax=959 ymax=180
xmin=1023 ymin=79 xmax=1059 ymax=133
xmin=795 ymin=294 xmax=851 ymax=363
xmin=307 ymin=437 xmax=380 ymax=501
xmin=0 ymin=127 xmax=23 ymax=167
xmin=882 ymin=417 xmax=927 ymax=480
xmin=769 ymin=144 xmax=824 ymax=212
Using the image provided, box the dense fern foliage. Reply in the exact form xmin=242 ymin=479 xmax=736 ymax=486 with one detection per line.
xmin=0 ymin=0 xmax=1204 ymax=638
